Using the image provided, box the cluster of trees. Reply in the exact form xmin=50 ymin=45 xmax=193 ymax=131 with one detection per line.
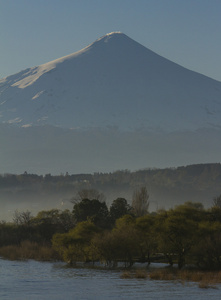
xmin=71 ymin=187 xmax=149 ymax=228
xmin=1 ymin=188 xmax=221 ymax=270
xmin=52 ymin=199 xmax=221 ymax=270
xmin=0 ymin=209 xmax=76 ymax=248
xmin=0 ymin=187 xmax=148 ymax=249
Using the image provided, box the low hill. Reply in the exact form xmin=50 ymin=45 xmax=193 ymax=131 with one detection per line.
xmin=1 ymin=163 xmax=220 ymax=221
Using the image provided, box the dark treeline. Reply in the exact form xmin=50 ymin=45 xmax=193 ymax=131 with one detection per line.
xmin=1 ymin=188 xmax=221 ymax=270
xmin=1 ymin=163 xmax=221 ymax=191
xmin=1 ymin=163 xmax=221 ymax=215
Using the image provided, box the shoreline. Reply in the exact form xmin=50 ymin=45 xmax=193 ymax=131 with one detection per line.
xmin=0 ymin=255 xmax=220 ymax=289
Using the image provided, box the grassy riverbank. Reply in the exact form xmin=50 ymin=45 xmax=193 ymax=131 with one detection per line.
xmin=121 ymin=267 xmax=221 ymax=289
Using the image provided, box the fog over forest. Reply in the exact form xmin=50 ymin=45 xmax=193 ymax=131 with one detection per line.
xmin=1 ymin=163 xmax=220 ymax=221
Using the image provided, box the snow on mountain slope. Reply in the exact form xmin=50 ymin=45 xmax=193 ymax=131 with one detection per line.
xmin=1 ymin=32 xmax=221 ymax=131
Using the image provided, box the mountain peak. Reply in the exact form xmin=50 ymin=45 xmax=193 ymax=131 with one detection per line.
xmin=1 ymin=32 xmax=221 ymax=131
xmin=97 ymin=31 xmax=124 ymax=40
xmin=88 ymin=31 xmax=131 ymax=48
xmin=101 ymin=31 xmax=123 ymax=37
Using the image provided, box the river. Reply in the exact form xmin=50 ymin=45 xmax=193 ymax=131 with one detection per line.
xmin=0 ymin=259 xmax=220 ymax=299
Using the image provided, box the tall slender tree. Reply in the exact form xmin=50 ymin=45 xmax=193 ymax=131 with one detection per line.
xmin=132 ymin=186 xmax=149 ymax=217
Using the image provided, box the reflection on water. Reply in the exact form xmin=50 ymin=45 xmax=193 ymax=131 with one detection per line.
xmin=0 ymin=259 xmax=220 ymax=299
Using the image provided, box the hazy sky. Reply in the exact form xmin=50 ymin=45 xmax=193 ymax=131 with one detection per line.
xmin=1 ymin=0 xmax=221 ymax=81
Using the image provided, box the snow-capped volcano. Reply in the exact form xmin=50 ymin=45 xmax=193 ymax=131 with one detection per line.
xmin=1 ymin=32 xmax=221 ymax=175
xmin=1 ymin=32 xmax=221 ymax=131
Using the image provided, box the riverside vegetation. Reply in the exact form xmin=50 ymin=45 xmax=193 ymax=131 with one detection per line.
xmin=1 ymin=187 xmax=221 ymax=287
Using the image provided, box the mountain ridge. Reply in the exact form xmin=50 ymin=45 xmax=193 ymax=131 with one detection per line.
xmin=1 ymin=32 xmax=221 ymax=131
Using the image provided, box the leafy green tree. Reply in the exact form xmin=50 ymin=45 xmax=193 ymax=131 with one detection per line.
xmin=91 ymin=215 xmax=139 ymax=267
xmin=135 ymin=214 xmax=158 ymax=264
xmin=34 ymin=209 xmax=75 ymax=242
xmin=72 ymin=198 xmax=109 ymax=228
xmin=111 ymin=215 xmax=139 ymax=267
xmin=91 ymin=231 xmax=119 ymax=267
xmin=58 ymin=209 xmax=76 ymax=232
xmin=109 ymin=198 xmax=132 ymax=225
xmin=157 ymin=207 xmax=198 ymax=269
xmin=52 ymin=220 xmax=100 ymax=264
xmin=192 ymin=221 xmax=221 ymax=269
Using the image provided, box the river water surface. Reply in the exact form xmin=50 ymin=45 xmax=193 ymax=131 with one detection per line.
xmin=0 ymin=259 xmax=221 ymax=299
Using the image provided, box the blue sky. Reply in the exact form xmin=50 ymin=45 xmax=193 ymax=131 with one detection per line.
xmin=1 ymin=0 xmax=221 ymax=81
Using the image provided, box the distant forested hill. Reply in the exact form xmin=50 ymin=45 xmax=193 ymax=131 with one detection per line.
xmin=1 ymin=163 xmax=221 ymax=220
